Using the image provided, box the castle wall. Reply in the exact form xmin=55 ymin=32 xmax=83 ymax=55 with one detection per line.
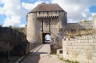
xmin=93 ymin=15 xmax=96 ymax=29
xmin=59 ymin=12 xmax=67 ymax=28
xmin=27 ymin=13 xmax=41 ymax=49
xmin=39 ymin=17 xmax=62 ymax=47
xmin=62 ymin=36 xmax=96 ymax=63
xmin=42 ymin=18 xmax=60 ymax=33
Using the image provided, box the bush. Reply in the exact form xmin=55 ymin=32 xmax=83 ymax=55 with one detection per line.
xmin=59 ymin=57 xmax=79 ymax=63
xmin=0 ymin=27 xmax=28 ymax=56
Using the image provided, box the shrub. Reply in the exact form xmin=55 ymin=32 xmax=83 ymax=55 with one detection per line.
xmin=0 ymin=27 xmax=28 ymax=56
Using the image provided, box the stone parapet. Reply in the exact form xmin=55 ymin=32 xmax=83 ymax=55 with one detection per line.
xmin=62 ymin=38 xmax=96 ymax=63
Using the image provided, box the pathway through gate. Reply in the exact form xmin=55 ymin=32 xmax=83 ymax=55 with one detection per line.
xmin=20 ymin=44 xmax=64 ymax=63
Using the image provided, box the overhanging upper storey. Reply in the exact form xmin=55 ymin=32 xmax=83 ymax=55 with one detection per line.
xmin=29 ymin=3 xmax=67 ymax=18
xmin=36 ymin=11 xmax=60 ymax=18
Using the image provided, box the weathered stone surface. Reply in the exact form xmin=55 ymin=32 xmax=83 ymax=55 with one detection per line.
xmin=62 ymin=35 xmax=96 ymax=63
xmin=93 ymin=15 xmax=96 ymax=29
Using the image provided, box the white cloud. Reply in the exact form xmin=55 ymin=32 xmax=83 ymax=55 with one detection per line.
xmin=0 ymin=0 xmax=96 ymax=27
xmin=22 ymin=3 xmax=34 ymax=10
xmin=3 ymin=16 xmax=21 ymax=26
xmin=52 ymin=0 xmax=96 ymax=22
xmin=19 ymin=24 xmax=26 ymax=27
xmin=21 ymin=0 xmax=51 ymax=11
xmin=22 ymin=1 xmax=43 ymax=10
xmin=92 ymin=13 xmax=96 ymax=16
xmin=0 ymin=0 xmax=44 ymax=27
xmin=0 ymin=0 xmax=22 ymax=27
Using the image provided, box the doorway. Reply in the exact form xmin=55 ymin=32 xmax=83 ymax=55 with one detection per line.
xmin=42 ymin=33 xmax=51 ymax=44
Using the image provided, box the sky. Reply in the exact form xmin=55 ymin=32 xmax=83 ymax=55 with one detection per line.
xmin=0 ymin=0 xmax=96 ymax=27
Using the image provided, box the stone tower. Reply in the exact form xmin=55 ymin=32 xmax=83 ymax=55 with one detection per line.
xmin=27 ymin=3 xmax=67 ymax=50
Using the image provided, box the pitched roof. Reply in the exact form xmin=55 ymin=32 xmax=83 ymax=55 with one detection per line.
xmin=31 ymin=3 xmax=65 ymax=12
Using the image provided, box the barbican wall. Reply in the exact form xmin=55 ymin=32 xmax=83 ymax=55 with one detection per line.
xmin=93 ymin=15 xmax=96 ymax=29
xmin=62 ymin=35 xmax=96 ymax=63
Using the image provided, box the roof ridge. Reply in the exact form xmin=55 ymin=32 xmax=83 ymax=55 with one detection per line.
xmin=30 ymin=3 xmax=65 ymax=12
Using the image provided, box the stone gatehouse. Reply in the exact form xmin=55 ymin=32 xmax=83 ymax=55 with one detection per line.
xmin=26 ymin=3 xmax=96 ymax=63
xmin=27 ymin=3 xmax=67 ymax=50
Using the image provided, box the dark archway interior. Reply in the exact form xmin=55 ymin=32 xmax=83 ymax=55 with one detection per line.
xmin=42 ymin=33 xmax=51 ymax=44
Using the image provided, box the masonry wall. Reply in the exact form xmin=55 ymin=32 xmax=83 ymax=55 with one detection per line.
xmin=62 ymin=36 xmax=96 ymax=63
xmin=39 ymin=17 xmax=63 ymax=48
xmin=27 ymin=13 xmax=41 ymax=50
xmin=27 ymin=11 xmax=67 ymax=50
xmin=59 ymin=11 xmax=67 ymax=28
xmin=37 ymin=11 xmax=67 ymax=49
xmin=93 ymin=15 xmax=96 ymax=29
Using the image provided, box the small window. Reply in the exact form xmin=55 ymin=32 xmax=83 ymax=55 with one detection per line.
xmin=59 ymin=50 xmax=63 ymax=54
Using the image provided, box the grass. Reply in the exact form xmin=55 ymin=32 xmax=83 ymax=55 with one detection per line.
xmin=65 ymin=29 xmax=95 ymax=39
xmin=59 ymin=57 xmax=79 ymax=63
xmin=50 ymin=53 xmax=57 ymax=55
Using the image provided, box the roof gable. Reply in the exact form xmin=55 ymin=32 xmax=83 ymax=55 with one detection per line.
xmin=31 ymin=3 xmax=65 ymax=12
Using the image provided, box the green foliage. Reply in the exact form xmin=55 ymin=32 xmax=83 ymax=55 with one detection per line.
xmin=9 ymin=26 xmax=22 ymax=32
xmin=59 ymin=57 xmax=79 ymax=63
xmin=59 ymin=57 xmax=64 ymax=61
xmin=0 ymin=27 xmax=28 ymax=56
xmin=80 ymin=20 xmax=89 ymax=23
xmin=83 ymin=20 xmax=89 ymax=22
xmin=50 ymin=53 xmax=57 ymax=55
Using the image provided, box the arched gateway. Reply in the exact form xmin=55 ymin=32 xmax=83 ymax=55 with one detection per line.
xmin=27 ymin=3 xmax=67 ymax=51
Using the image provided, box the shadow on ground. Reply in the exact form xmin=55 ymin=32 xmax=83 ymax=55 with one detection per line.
xmin=20 ymin=53 xmax=40 ymax=63
xmin=20 ymin=52 xmax=48 ymax=63
xmin=0 ymin=56 xmax=8 ymax=63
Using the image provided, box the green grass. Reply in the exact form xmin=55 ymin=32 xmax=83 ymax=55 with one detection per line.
xmin=50 ymin=53 xmax=57 ymax=55
xmin=59 ymin=57 xmax=79 ymax=63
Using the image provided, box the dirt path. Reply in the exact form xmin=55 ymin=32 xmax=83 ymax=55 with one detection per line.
xmin=21 ymin=44 xmax=64 ymax=63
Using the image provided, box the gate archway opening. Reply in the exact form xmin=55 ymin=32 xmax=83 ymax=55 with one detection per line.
xmin=42 ymin=33 xmax=51 ymax=44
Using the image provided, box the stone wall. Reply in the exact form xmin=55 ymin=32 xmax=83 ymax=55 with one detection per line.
xmin=79 ymin=21 xmax=93 ymax=29
xmin=62 ymin=35 xmax=96 ymax=63
xmin=27 ymin=11 xmax=67 ymax=50
xmin=27 ymin=13 xmax=42 ymax=50
xmin=93 ymin=15 xmax=96 ymax=29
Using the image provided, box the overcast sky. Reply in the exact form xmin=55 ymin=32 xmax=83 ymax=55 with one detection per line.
xmin=0 ymin=0 xmax=96 ymax=27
